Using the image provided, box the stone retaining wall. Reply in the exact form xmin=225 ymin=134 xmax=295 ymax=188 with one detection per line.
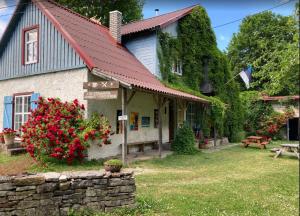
xmin=0 ymin=170 xmax=135 ymax=216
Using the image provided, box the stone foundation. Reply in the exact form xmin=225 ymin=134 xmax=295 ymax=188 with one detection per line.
xmin=0 ymin=170 xmax=135 ymax=215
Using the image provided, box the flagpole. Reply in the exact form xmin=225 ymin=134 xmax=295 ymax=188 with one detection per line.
xmin=225 ymin=72 xmax=240 ymax=86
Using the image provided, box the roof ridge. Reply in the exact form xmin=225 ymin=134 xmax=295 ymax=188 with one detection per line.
xmin=122 ymin=4 xmax=198 ymax=27
xmin=41 ymin=0 xmax=111 ymax=32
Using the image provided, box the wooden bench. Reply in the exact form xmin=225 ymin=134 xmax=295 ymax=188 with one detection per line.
xmin=120 ymin=140 xmax=158 ymax=154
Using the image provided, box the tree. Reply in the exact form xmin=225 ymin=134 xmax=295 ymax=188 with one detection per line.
xmin=55 ymin=0 xmax=144 ymax=26
xmin=227 ymin=11 xmax=299 ymax=95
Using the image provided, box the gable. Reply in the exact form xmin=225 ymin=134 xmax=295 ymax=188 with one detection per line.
xmin=0 ymin=1 xmax=85 ymax=81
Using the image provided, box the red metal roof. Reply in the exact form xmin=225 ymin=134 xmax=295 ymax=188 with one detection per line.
xmin=121 ymin=5 xmax=197 ymax=36
xmin=261 ymin=95 xmax=300 ymax=101
xmin=33 ymin=1 xmax=207 ymax=103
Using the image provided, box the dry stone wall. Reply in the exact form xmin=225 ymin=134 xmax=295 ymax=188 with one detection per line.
xmin=0 ymin=170 xmax=135 ymax=216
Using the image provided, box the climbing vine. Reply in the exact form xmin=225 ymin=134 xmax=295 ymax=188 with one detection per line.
xmin=158 ymin=6 xmax=243 ymax=142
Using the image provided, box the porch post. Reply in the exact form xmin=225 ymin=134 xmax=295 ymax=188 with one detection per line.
xmin=158 ymin=96 xmax=163 ymax=158
xmin=122 ymin=87 xmax=128 ymax=165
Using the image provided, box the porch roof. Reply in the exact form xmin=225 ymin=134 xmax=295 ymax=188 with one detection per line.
xmin=32 ymin=0 xmax=208 ymax=103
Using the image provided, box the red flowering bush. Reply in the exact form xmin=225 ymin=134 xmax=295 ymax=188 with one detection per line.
xmin=21 ymin=97 xmax=111 ymax=164
xmin=257 ymin=107 xmax=294 ymax=138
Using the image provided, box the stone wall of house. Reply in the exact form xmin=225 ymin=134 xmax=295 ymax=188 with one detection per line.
xmin=0 ymin=170 xmax=135 ymax=216
xmin=0 ymin=67 xmax=89 ymax=129
xmin=87 ymin=73 xmax=170 ymax=160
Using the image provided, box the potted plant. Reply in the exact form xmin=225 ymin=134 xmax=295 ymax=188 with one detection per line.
xmin=3 ymin=128 xmax=16 ymax=146
xmin=0 ymin=133 xmax=4 ymax=144
xmin=104 ymin=159 xmax=123 ymax=173
xmin=199 ymin=138 xmax=209 ymax=149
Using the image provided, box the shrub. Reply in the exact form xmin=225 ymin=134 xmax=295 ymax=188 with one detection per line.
xmin=171 ymin=124 xmax=198 ymax=154
xmin=21 ymin=97 xmax=111 ymax=164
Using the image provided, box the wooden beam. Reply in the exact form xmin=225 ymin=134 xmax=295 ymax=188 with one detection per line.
xmin=158 ymin=96 xmax=163 ymax=158
xmin=127 ymin=91 xmax=136 ymax=105
xmin=121 ymin=87 xmax=128 ymax=165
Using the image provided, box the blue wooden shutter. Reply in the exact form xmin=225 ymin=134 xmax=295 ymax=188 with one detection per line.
xmin=31 ymin=93 xmax=40 ymax=111
xmin=3 ymin=96 xmax=13 ymax=129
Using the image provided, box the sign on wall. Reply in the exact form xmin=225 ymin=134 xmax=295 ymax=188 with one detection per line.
xmin=84 ymin=90 xmax=118 ymax=100
xmin=83 ymin=81 xmax=119 ymax=90
xmin=83 ymin=81 xmax=119 ymax=100
xmin=141 ymin=117 xmax=150 ymax=127
xmin=130 ymin=112 xmax=139 ymax=131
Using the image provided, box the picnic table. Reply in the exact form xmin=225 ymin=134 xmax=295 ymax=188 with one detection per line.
xmin=242 ymin=136 xmax=269 ymax=149
xmin=274 ymin=144 xmax=299 ymax=159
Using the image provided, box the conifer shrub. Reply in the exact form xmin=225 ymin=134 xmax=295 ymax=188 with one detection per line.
xmin=171 ymin=124 xmax=198 ymax=154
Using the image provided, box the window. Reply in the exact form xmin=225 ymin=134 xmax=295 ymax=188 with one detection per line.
xmin=14 ymin=95 xmax=31 ymax=132
xmin=116 ymin=110 xmax=123 ymax=134
xmin=172 ymin=59 xmax=182 ymax=76
xmin=23 ymin=26 xmax=38 ymax=64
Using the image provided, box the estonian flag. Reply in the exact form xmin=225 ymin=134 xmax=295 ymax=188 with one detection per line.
xmin=239 ymin=65 xmax=252 ymax=89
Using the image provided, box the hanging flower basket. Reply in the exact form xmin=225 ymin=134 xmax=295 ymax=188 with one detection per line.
xmin=3 ymin=128 xmax=16 ymax=146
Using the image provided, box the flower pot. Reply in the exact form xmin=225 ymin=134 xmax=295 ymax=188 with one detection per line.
xmin=4 ymin=134 xmax=15 ymax=145
xmin=104 ymin=164 xmax=122 ymax=173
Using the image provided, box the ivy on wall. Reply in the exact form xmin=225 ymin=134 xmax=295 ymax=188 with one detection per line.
xmin=158 ymin=6 xmax=243 ymax=142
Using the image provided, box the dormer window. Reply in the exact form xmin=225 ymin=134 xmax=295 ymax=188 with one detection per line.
xmin=22 ymin=26 xmax=39 ymax=65
xmin=172 ymin=59 xmax=182 ymax=76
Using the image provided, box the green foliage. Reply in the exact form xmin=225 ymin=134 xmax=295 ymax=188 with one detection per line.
xmin=55 ymin=0 xmax=144 ymax=26
xmin=171 ymin=124 xmax=198 ymax=154
xmin=157 ymin=6 xmax=243 ymax=142
xmin=104 ymin=159 xmax=123 ymax=166
xmin=227 ymin=11 xmax=299 ymax=95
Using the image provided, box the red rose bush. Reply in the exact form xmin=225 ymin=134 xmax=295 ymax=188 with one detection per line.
xmin=21 ymin=97 xmax=111 ymax=164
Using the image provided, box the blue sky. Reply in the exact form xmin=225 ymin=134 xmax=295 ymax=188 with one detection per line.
xmin=0 ymin=0 xmax=296 ymax=50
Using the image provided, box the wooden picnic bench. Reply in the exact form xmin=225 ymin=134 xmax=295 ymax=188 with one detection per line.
xmin=242 ymin=136 xmax=270 ymax=149
xmin=120 ymin=140 xmax=158 ymax=154
xmin=274 ymin=144 xmax=299 ymax=159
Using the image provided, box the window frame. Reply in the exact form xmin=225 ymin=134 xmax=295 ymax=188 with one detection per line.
xmin=22 ymin=25 xmax=39 ymax=65
xmin=13 ymin=92 xmax=33 ymax=132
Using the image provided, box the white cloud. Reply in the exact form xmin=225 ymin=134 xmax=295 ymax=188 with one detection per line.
xmin=0 ymin=0 xmax=7 ymax=8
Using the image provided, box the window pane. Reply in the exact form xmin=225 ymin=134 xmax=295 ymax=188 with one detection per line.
xmin=14 ymin=114 xmax=22 ymax=131
xmin=24 ymin=96 xmax=31 ymax=112
xmin=15 ymin=97 xmax=23 ymax=113
xmin=27 ymin=30 xmax=37 ymax=41
xmin=24 ymin=114 xmax=30 ymax=124
xmin=33 ymin=42 xmax=37 ymax=61
xmin=27 ymin=43 xmax=33 ymax=62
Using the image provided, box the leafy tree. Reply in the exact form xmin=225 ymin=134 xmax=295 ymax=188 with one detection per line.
xmin=55 ymin=0 xmax=144 ymax=26
xmin=227 ymin=10 xmax=299 ymax=95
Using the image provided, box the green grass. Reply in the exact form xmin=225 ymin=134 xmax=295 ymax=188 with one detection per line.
xmin=128 ymin=141 xmax=299 ymax=216
xmin=1 ymin=141 xmax=299 ymax=215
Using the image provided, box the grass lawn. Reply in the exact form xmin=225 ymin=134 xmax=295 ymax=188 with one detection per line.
xmin=0 ymin=141 xmax=299 ymax=215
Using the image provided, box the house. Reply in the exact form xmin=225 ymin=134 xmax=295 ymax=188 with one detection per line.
xmin=0 ymin=0 xmax=208 ymax=160
xmin=261 ymin=95 xmax=299 ymax=141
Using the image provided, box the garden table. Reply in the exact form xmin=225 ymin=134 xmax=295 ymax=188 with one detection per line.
xmin=274 ymin=144 xmax=299 ymax=159
xmin=242 ymin=136 xmax=268 ymax=149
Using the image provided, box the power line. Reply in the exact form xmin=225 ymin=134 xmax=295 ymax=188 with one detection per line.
xmin=0 ymin=0 xmax=296 ymax=28
xmin=213 ymin=0 xmax=296 ymax=28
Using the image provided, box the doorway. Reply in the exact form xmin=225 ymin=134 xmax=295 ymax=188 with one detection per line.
xmin=289 ymin=118 xmax=299 ymax=141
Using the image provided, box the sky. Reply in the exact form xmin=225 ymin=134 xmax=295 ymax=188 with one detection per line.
xmin=0 ymin=0 xmax=296 ymax=51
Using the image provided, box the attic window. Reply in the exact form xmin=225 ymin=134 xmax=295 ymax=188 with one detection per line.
xmin=172 ymin=59 xmax=182 ymax=76
xmin=23 ymin=26 xmax=39 ymax=65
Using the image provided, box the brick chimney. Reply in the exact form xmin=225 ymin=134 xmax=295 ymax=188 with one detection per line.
xmin=109 ymin=10 xmax=122 ymax=43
